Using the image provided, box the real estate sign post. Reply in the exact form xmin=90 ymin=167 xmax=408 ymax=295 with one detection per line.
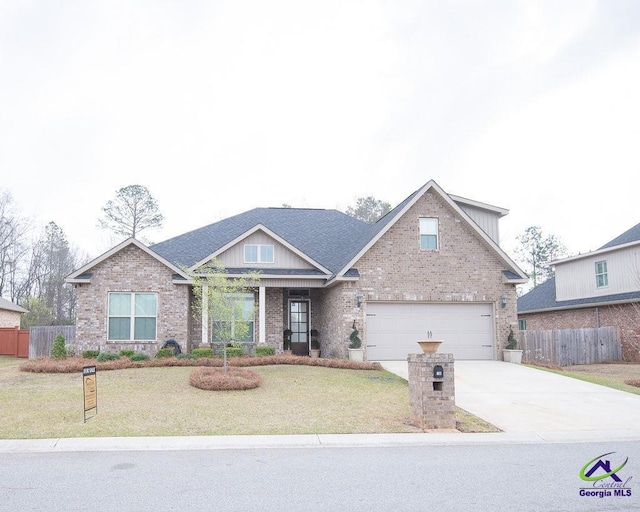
xmin=82 ymin=366 xmax=97 ymax=423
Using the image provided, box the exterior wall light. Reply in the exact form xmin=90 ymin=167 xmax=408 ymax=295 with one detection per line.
xmin=501 ymin=294 xmax=508 ymax=308
xmin=356 ymin=291 xmax=364 ymax=308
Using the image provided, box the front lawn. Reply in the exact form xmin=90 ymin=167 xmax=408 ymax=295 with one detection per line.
xmin=0 ymin=356 xmax=498 ymax=438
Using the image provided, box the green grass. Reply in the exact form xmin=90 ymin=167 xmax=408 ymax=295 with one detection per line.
xmin=0 ymin=356 xmax=498 ymax=438
xmin=526 ymin=364 xmax=640 ymax=396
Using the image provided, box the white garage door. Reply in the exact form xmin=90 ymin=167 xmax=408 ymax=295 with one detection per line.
xmin=366 ymin=302 xmax=494 ymax=360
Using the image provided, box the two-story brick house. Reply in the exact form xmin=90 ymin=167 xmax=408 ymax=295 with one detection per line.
xmin=66 ymin=180 xmax=527 ymax=360
xmin=517 ymin=222 xmax=640 ymax=361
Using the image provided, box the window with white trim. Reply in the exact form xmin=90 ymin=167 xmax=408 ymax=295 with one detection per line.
xmin=244 ymin=244 xmax=274 ymax=263
xmin=595 ymin=260 xmax=608 ymax=288
xmin=419 ymin=218 xmax=438 ymax=250
xmin=108 ymin=292 xmax=157 ymax=341
xmin=212 ymin=293 xmax=255 ymax=343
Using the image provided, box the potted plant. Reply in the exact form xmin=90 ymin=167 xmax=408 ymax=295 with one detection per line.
xmin=283 ymin=328 xmax=292 ymax=356
xmin=310 ymin=329 xmax=320 ymax=358
xmin=503 ymin=327 xmax=523 ymax=364
xmin=348 ymin=321 xmax=364 ymax=362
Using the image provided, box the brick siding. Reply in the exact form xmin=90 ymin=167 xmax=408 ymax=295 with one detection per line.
xmin=74 ymin=244 xmax=190 ymax=355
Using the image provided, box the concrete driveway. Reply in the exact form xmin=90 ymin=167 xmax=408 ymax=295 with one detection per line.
xmin=379 ymin=360 xmax=640 ymax=441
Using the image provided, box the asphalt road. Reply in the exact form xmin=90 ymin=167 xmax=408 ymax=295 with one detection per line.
xmin=1 ymin=440 xmax=638 ymax=512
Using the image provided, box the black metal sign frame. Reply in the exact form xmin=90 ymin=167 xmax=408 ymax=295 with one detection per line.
xmin=82 ymin=365 xmax=97 ymax=423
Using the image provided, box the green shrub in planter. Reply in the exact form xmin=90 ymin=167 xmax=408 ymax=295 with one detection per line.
xmin=97 ymin=352 xmax=120 ymax=362
xmin=119 ymin=349 xmax=135 ymax=358
xmin=130 ymin=352 xmax=150 ymax=361
xmin=83 ymin=349 xmax=100 ymax=359
xmin=225 ymin=347 xmax=244 ymax=358
xmin=156 ymin=348 xmax=174 ymax=358
xmin=50 ymin=334 xmax=67 ymax=359
xmin=192 ymin=348 xmax=214 ymax=358
xmin=256 ymin=345 xmax=275 ymax=357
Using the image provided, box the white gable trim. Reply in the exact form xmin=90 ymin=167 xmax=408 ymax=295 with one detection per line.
xmin=334 ymin=180 xmax=527 ymax=280
xmin=189 ymin=224 xmax=332 ymax=275
xmin=65 ymin=237 xmax=193 ymax=283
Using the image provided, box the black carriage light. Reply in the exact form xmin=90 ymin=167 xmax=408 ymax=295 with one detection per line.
xmin=501 ymin=294 xmax=508 ymax=308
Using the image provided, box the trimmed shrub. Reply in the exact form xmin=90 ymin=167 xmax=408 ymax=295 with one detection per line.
xmin=178 ymin=353 xmax=198 ymax=360
xmin=97 ymin=352 xmax=120 ymax=362
xmin=156 ymin=348 xmax=174 ymax=358
xmin=192 ymin=348 xmax=214 ymax=358
xmin=130 ymin=353 xmax=150 ymax=362
xmin=189 ymin=367 xmax=262 ymax=391
xmin=119 ymin=349 xmax=135 ymax=358
xmin=225 ymin=347 xmax=244 ymax=358
xmin=255 ymin=345 xmax=275 ymax=357
xmin=65 ymin=345 xmax=76 ymax=357
xmin=83 ymin=350 xmax=100 ymax=359
xmin=50 ymin=334 xmax=67 ymax=359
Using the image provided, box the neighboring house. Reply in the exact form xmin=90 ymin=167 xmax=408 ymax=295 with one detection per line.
xmin=66 ymin=180 xmax=527 ymax=361
xmin=0 ymin=297 xmax=28 ymax=328
xmin=518 ymin=222 xmax=640 ymax=361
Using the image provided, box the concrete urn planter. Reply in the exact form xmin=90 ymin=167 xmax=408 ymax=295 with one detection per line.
xmin=348 ymin=348 xmax=364 ymax=362
xmin=417 ymin=340 xmax=443 ymax=354
xmin=503 ymin=349 xmax=523 ymax=364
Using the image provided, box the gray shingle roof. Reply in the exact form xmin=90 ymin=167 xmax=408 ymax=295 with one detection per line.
xmin=151 ymin=207 xmax=374 ymax=273
xmin=599 ymin=221 xmax=640 ymax=250
xmin=517 ymin=277 xmax=640 ymax=313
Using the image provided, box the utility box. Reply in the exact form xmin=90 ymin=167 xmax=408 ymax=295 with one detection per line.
xmin=408 ymin=353 xmax=455 ymax=430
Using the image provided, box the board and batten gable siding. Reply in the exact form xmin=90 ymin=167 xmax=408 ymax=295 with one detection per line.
xmin=74 ymin=243 xmax=190 ymax=354
xmin=555 ymin=245 xmax=640 ymax=301
xmin=216 ymin=230 xmax=316 ymax=270
xmin=455 ymin=203 xmax=502 ymax=244
xmin=353 ymin=188 xmax=517 ymax=354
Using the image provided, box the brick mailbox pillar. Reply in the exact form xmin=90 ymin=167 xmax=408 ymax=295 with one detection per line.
xmin=408 ymin=353 xmax=455 ymax=430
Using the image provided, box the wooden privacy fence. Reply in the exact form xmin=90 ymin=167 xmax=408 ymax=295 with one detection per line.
xmin=0 ymin=327 xmax=30 ymax=358
xmin=29 ymin=325 xmax=76 ymax=359
xmin=517 ymin=327 xmax=621 ymax=366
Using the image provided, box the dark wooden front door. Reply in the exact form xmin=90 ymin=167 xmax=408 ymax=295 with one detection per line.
xmin=289 ymin=300 xmax=309 ymax=356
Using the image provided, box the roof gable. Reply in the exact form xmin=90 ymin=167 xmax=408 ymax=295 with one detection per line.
xmin=151 ymin=208 xmax=369 ymax=274
xmin=191 ymin=224 xmax=332 ymax=275
xmin=333 ymin=180 xmax=527 ymax=281
xmin=66 ymin=238 xmax=192 ymax=283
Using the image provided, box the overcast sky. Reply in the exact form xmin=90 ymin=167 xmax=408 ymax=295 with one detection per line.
xmin=2 ymin=0 xmax=640 ymax=263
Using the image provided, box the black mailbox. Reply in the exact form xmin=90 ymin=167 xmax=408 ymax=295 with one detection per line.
xmin=433 ymin=365 xmax=444 ymax=379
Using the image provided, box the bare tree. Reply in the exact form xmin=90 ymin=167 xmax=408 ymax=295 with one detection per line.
xmin=515 ymin=226 xmax=567 ymax=288
xmin=0 ymin=190 xmax=31 ymax=301
xmin=20 ymin=222 xmax=78 ymax=325
xmin=345 ymin=196 xmax=392 ymax=223
xmin=99 ymin=185 xmax=164 ymax=242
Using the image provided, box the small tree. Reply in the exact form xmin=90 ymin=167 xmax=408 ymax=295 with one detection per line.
xmin=50 ymin=333 xmax=67 ymax=359
xmin=188 ymin=261 xmax=260 ymax=372
xmin=98 ymin=185 xmax=164 ymax=242
xmin=349 ymin=321 xmax=362 ymax=349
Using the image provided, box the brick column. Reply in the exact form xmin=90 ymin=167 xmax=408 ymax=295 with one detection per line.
xmin=408 ymin=353 xmax=456 ymax=430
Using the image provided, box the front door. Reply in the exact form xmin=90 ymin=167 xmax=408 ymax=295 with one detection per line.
xmin=289 ymin=300 xmax=309 ymax=356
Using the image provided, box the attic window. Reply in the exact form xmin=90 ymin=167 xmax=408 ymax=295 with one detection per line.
xmin=419 ymin=218 xmax=438 ymax=250
xmin=595 ymin=260 xmax=608 ymax=288
xmin=244 ymin=244 xmax=274 ymax=263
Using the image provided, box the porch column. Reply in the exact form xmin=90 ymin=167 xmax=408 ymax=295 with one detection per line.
xmin=259 ymin=286 xmax=266 ymax=344
xmin=201 ymin=285 xmax=208 ymax=346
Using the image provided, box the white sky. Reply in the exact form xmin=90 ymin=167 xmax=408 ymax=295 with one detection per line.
xmin=2 ymin=0 xmax=640 ymax=263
